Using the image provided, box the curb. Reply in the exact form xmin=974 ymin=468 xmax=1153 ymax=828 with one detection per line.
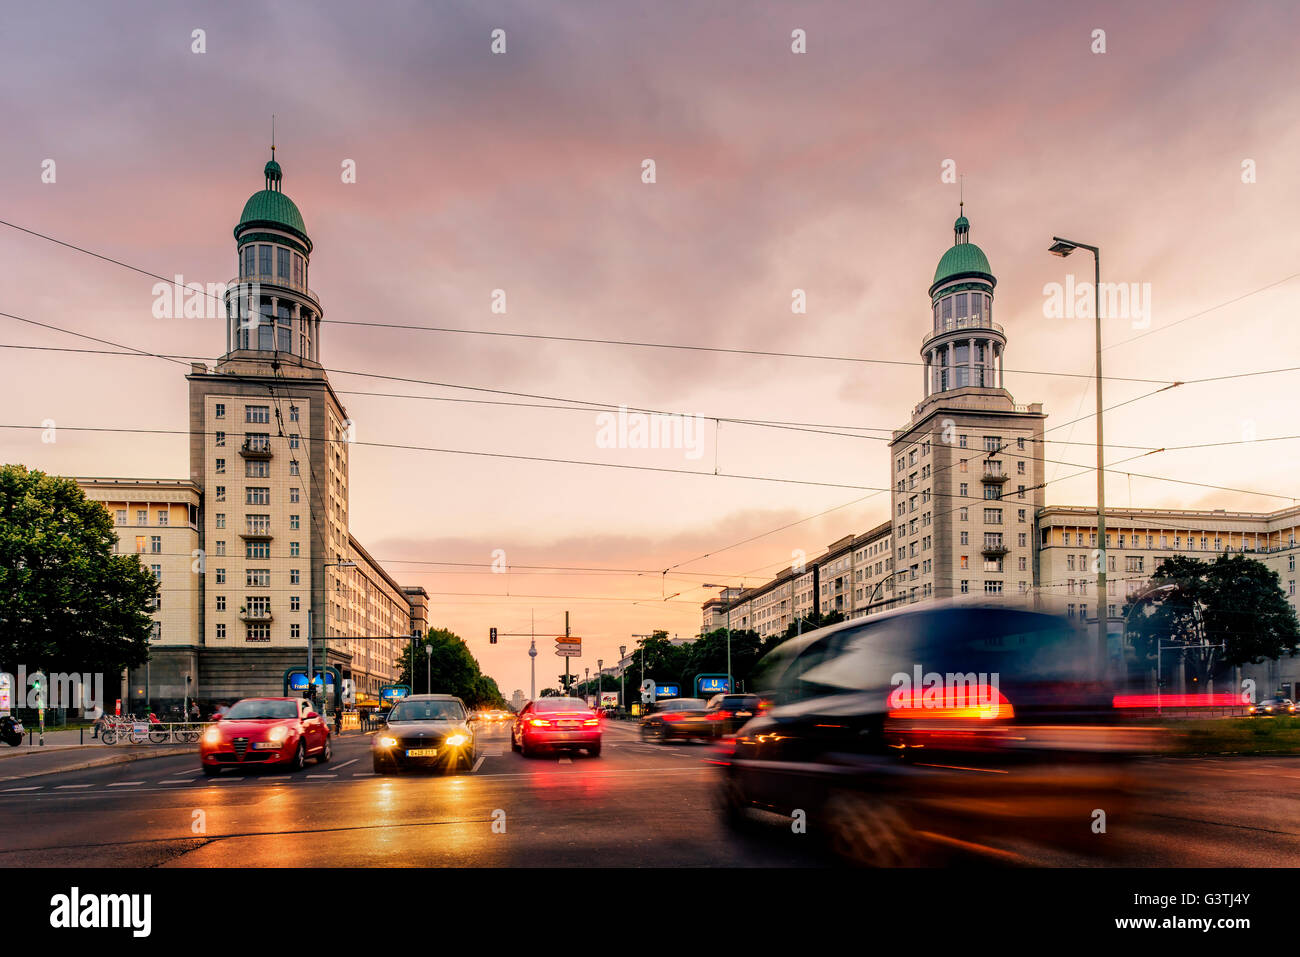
xmin=0 ymin=746 xmax=198 ymax=784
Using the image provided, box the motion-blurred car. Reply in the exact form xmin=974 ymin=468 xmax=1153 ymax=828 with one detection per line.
xmin=1247 ymin=696 xmax=1296 ymax=716
xmin=200 ymin=697 xmax=330 ymax=775
xmin=640 ymin=697 xmax=711 ymax=742
xmin=703 ymin=693 xmax=763 ymax=737
xmin=714 ymin=602 xmax=1152 ymax=865
xmin=512 ymin=697 xmax=601 ymax=757
xmin=372 ymin=694 xmax=476 ymax=774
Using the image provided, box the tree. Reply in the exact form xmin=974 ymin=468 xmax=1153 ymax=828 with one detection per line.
xmin=397 ymin=627 xmax=504 ymax=708
xmin=538 ymin=687 xmax=560 ymax=697
xmin=778 ymin=610 xmax=845 ymax=640
xmin=1124 ymin=554 xmax=1299 ymax=686
xmin=0 ymin=465 xmax=156 ymax=676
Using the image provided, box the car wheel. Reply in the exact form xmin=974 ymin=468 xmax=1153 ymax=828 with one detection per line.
xmin=372 ymin=755 xmax=389 ymax=774
xmin=641 ymin=724 xmax=654 ymax=742
xmin=511 ymin=730 xmax=521 ymax=752
xmin=202 ymin=763 xmax=221 ymax=777
xmin=317 ymin=737 xmax=331 ymax=764
xmin=822 ymin=790 xmax=915 ymax=867
xmin=521 ymin=737 xmax=535 ymax=758
xmin=587 ymin=742 xmax=601 ymax=758
xmin=289 ymin=740 xmax=306 ymax=772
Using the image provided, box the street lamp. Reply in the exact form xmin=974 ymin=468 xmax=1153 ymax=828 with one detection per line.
xmin=597 ymin=658 xmax=603 ymax=707
xmin=619 ymin=645 xmax=627 ymax=711
xmin=1048 ymin=236 xmax=1106 ymax=670
xmin=318 ymin=559 xmax=357 ymax=718
xmin=424 ymin=643 xmax=433 ymax=694
xmin=631 ymin=635 xmax=652 ymax=707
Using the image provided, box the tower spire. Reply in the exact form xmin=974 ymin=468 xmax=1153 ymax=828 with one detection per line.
xmin=264 ymin=116 xmax=283 ymax=191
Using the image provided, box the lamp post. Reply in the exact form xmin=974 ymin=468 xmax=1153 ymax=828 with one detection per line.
xmin=320 ymin=559 xmax=357 ymax=716
xmin=618 ymin=645 xmax=627 ymax=711
xmin=1048 ymin=236 xmax=1106 ymax=670
xmin=597 ymin=659 xmax=603 ymax=708
xmin=424 ymin=643 xmax=432 ymax=694
xmin=631 ymin=634 xmax=652 ymax=706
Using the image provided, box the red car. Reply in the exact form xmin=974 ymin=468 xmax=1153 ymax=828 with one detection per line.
xmin=511 ymin=697 xmax=602 ymax=757
xmin=200 ymin=697 xmax=331 ymax=775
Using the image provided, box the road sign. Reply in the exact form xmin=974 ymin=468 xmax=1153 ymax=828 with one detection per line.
xmin=489 ymin=627 xmax=498 ymax=644
xmin=555 ymin=636 xmax=581 ymax=644
xmin=556 ymin=645 xmax=581 ymax=657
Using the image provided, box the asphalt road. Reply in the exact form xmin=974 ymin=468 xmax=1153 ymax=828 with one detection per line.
xmin=1 ymin=721 xmax=1297 ymax=867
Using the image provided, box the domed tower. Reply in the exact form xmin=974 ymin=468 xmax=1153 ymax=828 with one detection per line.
xmin=922 ymin=208 xmax=1004 ymax=398
xmin=887 ymin=208 xmax=1045 ymax=608
xmin=221 ymin=151 xmax=322 ymax=364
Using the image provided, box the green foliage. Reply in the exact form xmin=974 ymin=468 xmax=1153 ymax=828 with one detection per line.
xmin=0 ymin=464 xmax=155 ymax=675
xmin=1124 ymin=553 xmax=1300 ymax=684
xmin=397 ymin=627 xmax=505 ymax=708
xmin=778 ymin=610 xmax=845 ymax=639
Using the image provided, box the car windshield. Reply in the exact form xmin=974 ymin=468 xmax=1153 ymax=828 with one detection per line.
xmin=659 ymin=699 xmax=706 ymax=711
xmin=388 ymin=700 xmax=465 ymax=721
xmin=535 ymin=698 xmax=590 ymax=713
xmin=225 ymin=700 xmax=297 ymax=720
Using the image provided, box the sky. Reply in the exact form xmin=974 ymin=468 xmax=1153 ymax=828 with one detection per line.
xmin=2 ymin=0 xmax=1298 ymax=696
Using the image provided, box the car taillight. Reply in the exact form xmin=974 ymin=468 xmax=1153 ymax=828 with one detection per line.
xmin=662 ymin=712 xmax=685 ymax=722
xmin=887 ymin=685 xmax=1014 ymax=720
xmin=708 ymin=711 xmax=731 ymax=721
xmin=529 ymin=718 xmax=551 ymax=726
xmin=583 ymin=718 xmax=599 ymax=726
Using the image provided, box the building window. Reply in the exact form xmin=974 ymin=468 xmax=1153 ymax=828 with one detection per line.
xmin=291 ymin=624 xmax=301 ymax=638
xmin=115 ymin=509 xmax=126 ymax=525
xmin=215 ymin=568 xmax=226 ymax=584
xmin=246 ymin=487 xmax=270 ymax=505
xmin=215 ymin=486 xmax=226 ymax=502
xmin=289 ymin=461 xmax=300 ymax=476
xmin=291 ymin=596 xmax=300 ymax=612
xmin=984 ymin=508 xmax=1003 ymax=524
xmin=136 ymin=509 xmax=148 ymax=525
xmin=290 ymin=541 xmax=300 ymax=557
xmin=960 ymin=580 xmax=969 ymax=594
xmin=290 ymin=514 xmax=300 ymax=530
xmin=960 ymin=555 xmax=968 ymax=569
xmin=984 ymin=581 xmax=1003 ymax=594
xmin=959 ymin=508 xmax=968 ymax=522
xmin=246 ymin=541 xmax=270 ymax=560
xmin=290 ymin=488 xmax=300 ymax=504
xmin=215 ymin=540 xmax=226 ymax=556
xmin=277 ymin=247 xmax=291 ymax=279
xmin=215 ymin=458 xmax=226 ymax=474
xmin=215 ymin=512 xmax=225 ymax=529
xmin=289 ymin=405 xmax=300 ymax=423
xmin=215 ymin=403 xmax=225 ymax=419
xmin=960 ymin=531 xmax=969 ymax=545
xmin=245 ymin=460 xmax=269 ymax=479
xmin=959 ymin=483 xmax=968 ymax=498
xmin=150 ymin=536 xmax=161 ymax=554
xmin=215 ymin=431 xmax=225 ymax=447
xmin=290 ymin=569 xmax=300 ymax=585
xmin=289 ymin=435 xmax=300 ymax=450
xmin=246 ymin=568 xmax=271 ymax=587
xmin=245 ymin=405 xmax=270 ymax=424
xmin=215 ymin=623 xmax=227 ymax=639
xmin=959 ymin=434 xmax=968 ymax=449
xmin=258 ymin=245 xmax=272 ymax=276
xmin=247 ymin=624 xmax=271 ymax=642
xmin=157 ymin=509 xmax=168 ymax=526
xmin=216 ymin=595 xmax=226 ymax=611
xmin=151 ymin=622 xmax=162 ymax=641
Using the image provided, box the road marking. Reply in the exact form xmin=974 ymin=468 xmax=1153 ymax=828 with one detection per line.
xmin=107 ymin=782 xmax=144 ymax=787
xmin=558 ymin=757 xmax=572 ymax=765
xmin=264 ymin=775 xmax=292 ymax=781
xmin=2 ymin=787 xmax=40 ymax=792
xmin=307 ymin=774 xmax=337 ymax=779
xmin=333 ymin=758 xmax=358 ymax=770
xmin=160 ymin=779 xmax=195 ymax=784
xmin=351 ymin=772 xmax=375 ymax=777
xmin=55 ymin=784 xmax=92 ymax=790
xmin=472 ymin=755 xmax=486 ymax=772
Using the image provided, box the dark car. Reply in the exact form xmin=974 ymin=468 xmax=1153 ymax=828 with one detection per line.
xmin=703 ymin=693 xmax=763 ymax=737
xmin=640 ymin=697 xmax=711 ymax=742
xmin=713 ymin=602 xmax=1152 ymax=865
xmin=372 ymin=694 xmax=476 ymax=774
xmin=512 ymin=697 xmax=602 ymax=757
xmin=1247 ymin=696 xmax=1296 ymax=716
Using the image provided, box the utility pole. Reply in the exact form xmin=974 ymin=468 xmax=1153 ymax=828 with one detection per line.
xmin=564 ymin=611 xmax=571 ymax=695
xmin=529 ymin=608 xmax=536 ymax=701
xmin=619 ymin=645 xmax=627 ymax=711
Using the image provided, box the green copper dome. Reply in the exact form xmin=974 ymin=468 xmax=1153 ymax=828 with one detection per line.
xmin=234 ymin=156 xmax=310 ymax=250
xmin=929 ymin=213 xmax=994 ymax=296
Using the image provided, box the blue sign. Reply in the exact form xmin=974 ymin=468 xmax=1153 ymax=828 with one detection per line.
xmin=698 ymin=676 xmax=731 ymax=694
xmin=380 ymin=685 xmax=411 ymax=704
xmin=655 ymin=684 xmax=680 ymax=698
xmin=287 ymin=671 xmax=336 ymax=692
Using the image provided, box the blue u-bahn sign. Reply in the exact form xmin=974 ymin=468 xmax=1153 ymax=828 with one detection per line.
xmin=380 ymin=685 xmax=411 ymax=704
xmin=697 ymin=675 xmax=731 ymax=695
xmin=654 ymin=683 xmax=680 ymax=699
xmin=284 ymin=668 xmax=339 ymax=693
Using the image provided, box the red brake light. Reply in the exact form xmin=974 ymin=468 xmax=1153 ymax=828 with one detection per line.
xmin=662 ymin=712 xmax=685 ymax=722
xmin=529 ymin=718 xmax=551 ymax=726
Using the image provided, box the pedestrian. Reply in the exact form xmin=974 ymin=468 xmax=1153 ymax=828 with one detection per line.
xmin=189 ymin=700 xmax=200 ymax=723
xmin=92 ymin=712 xmax=106 ymax=740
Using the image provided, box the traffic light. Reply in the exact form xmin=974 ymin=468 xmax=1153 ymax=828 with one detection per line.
xmin=490 ymin=627 xmax=498 ymax=644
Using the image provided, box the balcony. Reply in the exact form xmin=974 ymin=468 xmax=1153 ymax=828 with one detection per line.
xmin=922 ymin=317 xmax=1005 ymax=348
xmin=981 ymin=467 xmax=1010 ymax=484
xmin=980 ymin=543 xmax=1010 ymax=559
xmin=239 ymin=607 xmax=274 ymax=623
xmin=240 ymin=439 xmax=274 ymax=459
xmin=239 ymin=528 xmax=274 ymax=541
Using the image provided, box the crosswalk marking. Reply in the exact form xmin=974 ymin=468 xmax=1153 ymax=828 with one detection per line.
xmin=472 ymin=756 xmax=486 ymax=772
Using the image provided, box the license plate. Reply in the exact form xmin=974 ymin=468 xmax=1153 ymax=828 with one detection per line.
xmin=558 ymin=721 xmax=579 ymax=728
xmin=406 ymin=748 xmax=437 ymax=757
xmin=737 ymin=711 xmax=752 ymax=717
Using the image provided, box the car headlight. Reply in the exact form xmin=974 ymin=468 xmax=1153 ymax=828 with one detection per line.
xmin=203 ymin=726 xmax=222 ymax=744
xmin=444 ymin=733 xmax=469 ymax=748
xmin=378 ymin=736 xmax=398 ymax=748
xmin=268 ymin=726 xmax=289 ymax=742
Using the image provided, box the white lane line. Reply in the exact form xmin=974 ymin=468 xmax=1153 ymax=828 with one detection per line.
xmin=2 ymin=786 xmax=40 ymax=792
xmin=55 ymin=784 xmax=92 ymax=790
xmin=472 ymin=755 xmax=486 ymax=772
xmin=558 ymin=757 xmax=572 ymax=765
xmin=332 ymin=758 xmax=359 ymax=770
xmin=107 ymin=782 xmax=145 ymax=787
xmin=306 ymin=774 xmax=337 ymax=779
xmin=160 ymin=779 xmax=195 ymax=784
xmin=264 ymin=775 xmax=292 ymax=781
xmin=351 ymin=772 xmax=375 ymax=777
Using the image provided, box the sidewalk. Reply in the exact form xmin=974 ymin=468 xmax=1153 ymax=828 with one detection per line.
xmin=0 ymin=742 xmax=197 ymax=783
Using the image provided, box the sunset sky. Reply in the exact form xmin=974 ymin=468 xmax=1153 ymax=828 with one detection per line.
xmin=3 ymin=0 xmax=1298 ymax=696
